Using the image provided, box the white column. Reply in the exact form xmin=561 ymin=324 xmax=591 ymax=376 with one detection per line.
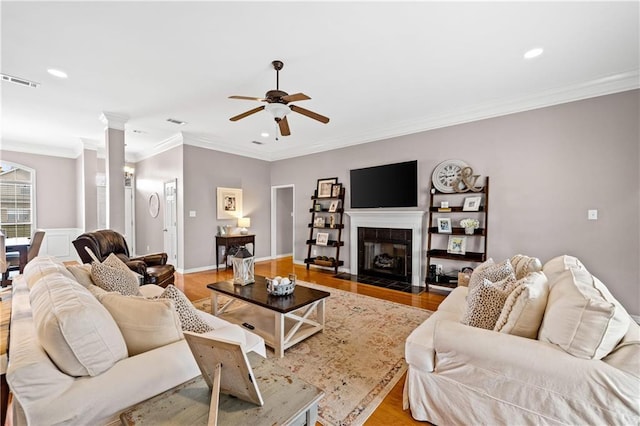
xmin=99 ymin=112 xmax=128 ymax=234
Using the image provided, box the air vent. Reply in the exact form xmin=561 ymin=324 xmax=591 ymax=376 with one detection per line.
xmin=1 ymin=73 xmax=40 ymax=88
xmin=251 ymin=140 xmax=264 ymax=145
xmin=166 ymin=118 xmax=187 ymax=126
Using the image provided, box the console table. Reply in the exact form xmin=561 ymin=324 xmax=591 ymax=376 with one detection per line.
xmin=215 ymin=234 xmax=255 ymax=270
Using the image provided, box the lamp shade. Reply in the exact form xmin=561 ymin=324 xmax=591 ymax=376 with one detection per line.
xmin=237 ymin=217 xmax=251 ymax=228
xmin=265 ymin=102 xmax=290 ymax=119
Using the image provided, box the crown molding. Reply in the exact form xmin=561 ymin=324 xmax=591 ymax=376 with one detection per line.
xmin=99 ymin=112 xmax=129 ymax=131
xmin=0 ymin=138 xmax=82 ymax=159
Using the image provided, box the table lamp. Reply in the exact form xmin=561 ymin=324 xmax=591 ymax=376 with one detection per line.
xmin=238 ymin=217 xmax=251 ymax=235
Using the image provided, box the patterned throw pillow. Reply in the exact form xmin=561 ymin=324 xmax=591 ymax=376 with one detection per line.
xmin=468 ymin=258 xmax=515 ymax=291
xmin=462 ymin=275 xmax=517 ymax=330
xmin=156 ymin=285 xmax=214 ymax=334
xmin=91 ymin=261 xmax=142 ymax=296
xmin=494 ymin=271 xmax=549 ymax=338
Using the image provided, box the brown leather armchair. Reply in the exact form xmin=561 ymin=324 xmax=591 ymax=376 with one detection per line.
xmin=73 ymin=229 xmax=175 ymax=288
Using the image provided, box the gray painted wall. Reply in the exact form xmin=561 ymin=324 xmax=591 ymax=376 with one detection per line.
xmin=0 ymin=90 xmax=638 ymax=315
xmin=271 ymin=90 xmax=639 ymax=315
xmin=276 ymin=186 xmax=294 ymax=256
xmin=0 ymin=150 xmax=77 ymax=229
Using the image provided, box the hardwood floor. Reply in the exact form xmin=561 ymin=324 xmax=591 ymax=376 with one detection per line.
xmin=175 ymin=256 xmax=445 ymax=425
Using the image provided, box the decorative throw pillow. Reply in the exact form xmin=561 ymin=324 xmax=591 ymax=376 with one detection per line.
xmin=66 ymin=263 xmax=95 ymax=288
xmin=468 ymin=258 xmax=514 ymax=291
xmin=494 ymin=271 xmax=549 ymax=338
xmin=91 ymin=261 xmax=142 ymax=296
xmin=538 ymin=268 xmax=630 ymax=360
xmin=97 ymin=292 xmax=183 ymax=356
xmin=23 ymin=256 xmax=76 ymax=290
xmin=461 ymin=275 xmax=517 ymax=330
xmin=509 ymin=254 xmax=543 ymax=280
xmin=156 ymin=285 xmax=215 ymax=334
xmin=29 ymin=273 xmax=128 ymax=376
xmin=542 ymin=255 xmax=586 ymax=286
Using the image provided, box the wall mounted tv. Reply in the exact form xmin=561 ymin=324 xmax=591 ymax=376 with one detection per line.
xmin=350 ymin=160 xmax=418 ymax=208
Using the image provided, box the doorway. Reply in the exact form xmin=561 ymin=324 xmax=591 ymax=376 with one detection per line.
xmin=164 ymin=179 xmax=178 ymax=266
xmin=270 ymin=185 xmax=294 ymax=259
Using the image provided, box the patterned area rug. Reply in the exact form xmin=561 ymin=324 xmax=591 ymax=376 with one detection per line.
xmin=193 ymin=281 xmax=431 ymax=426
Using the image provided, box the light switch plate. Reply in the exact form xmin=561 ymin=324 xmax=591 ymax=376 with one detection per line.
xmin=588 ymin=209 xmax=598 ymax=220
xmin=189 ymin=210 xmax=196 ymax=217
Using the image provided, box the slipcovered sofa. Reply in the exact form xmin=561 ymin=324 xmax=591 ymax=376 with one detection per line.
xmin=7 ymin=256 xmax=266 ymax=425
xmin=404 ymin=255 xmax=640 ymax=425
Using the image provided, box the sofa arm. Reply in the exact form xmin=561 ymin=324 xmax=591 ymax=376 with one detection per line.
xmin=131 ymin=252 xmax=168 ymax=266
xmin=432 ymin=320 xmax=640 ymax=422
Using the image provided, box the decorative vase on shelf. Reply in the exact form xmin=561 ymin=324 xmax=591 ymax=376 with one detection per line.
xmin=465 ymin=227 xmax=475 ymax=235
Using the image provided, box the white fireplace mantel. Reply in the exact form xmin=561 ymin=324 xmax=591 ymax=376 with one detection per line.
xmin=345 ymin=210 xmax=426 ymax=286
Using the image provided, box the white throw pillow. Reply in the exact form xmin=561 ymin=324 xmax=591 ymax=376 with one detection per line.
xmin=66 ymin=263 xmax=95 ymax=288
xmin=542 ymin=254 xmax=586 ymax=286
xmin=494 ymin=271 xmax=549 ymax=338
xmin=538 ymin=268 xmax=630 ymax=360
xmin=29 ymin=273 xmax=128 ymax=376
xmin=97 ymin=292 xmax=183 ymax=356
xmin=23 ymin=256 xmax=76 ymax=289
xmin=509 ymin=254 xmax=543 ymax=280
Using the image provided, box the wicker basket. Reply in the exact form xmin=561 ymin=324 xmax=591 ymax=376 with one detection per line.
xmin=266 ymin=274 xmax=296 ymax=296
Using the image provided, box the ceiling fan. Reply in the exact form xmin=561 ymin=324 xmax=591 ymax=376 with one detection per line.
xmin=229 ymin=60 xmax=330 ymax=137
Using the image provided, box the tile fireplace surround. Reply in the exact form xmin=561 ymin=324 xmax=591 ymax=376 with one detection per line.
xmin=346 ymin=210 xmax=426 ymax=286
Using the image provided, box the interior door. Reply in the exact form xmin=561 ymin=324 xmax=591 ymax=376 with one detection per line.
xmin=164 ymin=179 xmax=178 ymax=266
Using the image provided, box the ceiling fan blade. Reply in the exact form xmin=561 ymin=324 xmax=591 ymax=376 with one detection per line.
xmin=229 ymin=105 xmax=265 ymax=121
xmin=290 ymin=104 xmax=330 ymax=124
xmin=278 ymin=116 xmax=291 ymax=136
xmin=281 ymin=93 xmax=311 ymax=103
xmin=229 ymin=95 xmax=265 ymax=101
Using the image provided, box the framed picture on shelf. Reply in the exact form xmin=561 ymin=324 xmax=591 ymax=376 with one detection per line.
xmin=216 ymin=187 xmax=243 ymax=220
xmin=328 ymin=200 xmax=339 ymax=213
xmin=331 ymin=183 xmax=342 ymax=198
xmin=316 ymin=177 xmax=338 ymax=198
xmin=316 ymin=232 xmax=329 ymax=246
xmin=437 ymin=217 xmax=452 ymax=233
xmin=447 ymin=236 xmax=467 ymax=255
xmin=462 ymin=196 xmax=482 ymax=211
xmin=313 ymin=216 xmax=325 ymax=227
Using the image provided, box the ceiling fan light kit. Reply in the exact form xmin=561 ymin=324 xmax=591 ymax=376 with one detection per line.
xmin=229 ymin=59 xmax=329 ymax=137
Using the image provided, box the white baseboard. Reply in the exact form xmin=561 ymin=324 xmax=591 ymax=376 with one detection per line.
xmin=275 ymin=252 xmax=293 ymax=259
xmin=179 ymin=256 xmax=273 ymax=275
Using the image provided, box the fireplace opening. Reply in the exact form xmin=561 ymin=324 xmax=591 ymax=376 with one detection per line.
xmin=358 ymin=227 xmax=412 ymax=283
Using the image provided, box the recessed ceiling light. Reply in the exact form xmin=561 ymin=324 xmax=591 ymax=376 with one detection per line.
xmin=47 ymin=68 xmax=68 ymax=79
xmin=261 ymin=132 xmax=269 ymax=138
xmin=524 ymin=47 xmax=544 ymax=60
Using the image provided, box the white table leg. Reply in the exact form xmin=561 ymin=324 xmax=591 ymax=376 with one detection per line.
xmin=275 ymin=312 xmax=285 ymax=358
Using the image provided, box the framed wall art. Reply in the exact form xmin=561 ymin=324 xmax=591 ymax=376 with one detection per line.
xmin=217 ymin=187 xmax=243 ymax=220
xmin=437 ymin=217 xmax=452 ymax=233
xmin=447 ymin=236 xmax=467 ymax=255
xmin=328 ymin=200 xmax=339 ymax=213
xmin=316 ymin=177 xmax=338 ymax=198
xmin=316 ymin=232 xmax=329 ymax=246
xmin=313 ymin=216 xmax=325 ymax=228
xmin=331 ymin=183 xmax=342 ymax=198
xmin=463 ymin=196 xmax=482 ymax=212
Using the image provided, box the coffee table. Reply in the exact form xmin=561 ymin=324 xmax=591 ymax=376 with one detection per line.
xmin=120 ymin=353 xmax=324 ymax=425
xmin=207 ymin=276 xmax=330 ymax=357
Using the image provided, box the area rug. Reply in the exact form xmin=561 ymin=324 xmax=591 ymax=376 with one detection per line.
xmin=193 ymin=281 xmax=431 ymax=426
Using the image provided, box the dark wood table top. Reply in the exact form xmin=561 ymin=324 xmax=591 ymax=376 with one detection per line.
xmin=207 ymin=276 xmax=330 ymax=314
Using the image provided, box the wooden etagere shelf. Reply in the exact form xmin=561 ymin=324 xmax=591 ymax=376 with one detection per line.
xmin=305 ymin=183 xmax=345 ymax=274
xmin=426 ymin=177 xmax=489 ymax=293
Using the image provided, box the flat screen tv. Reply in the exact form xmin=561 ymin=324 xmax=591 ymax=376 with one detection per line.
xmin=350 ymin=160 xmax=418 ymax=208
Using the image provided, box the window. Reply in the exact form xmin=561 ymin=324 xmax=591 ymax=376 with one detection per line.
xmin=0 ymin=162 xmax=34 ymax=238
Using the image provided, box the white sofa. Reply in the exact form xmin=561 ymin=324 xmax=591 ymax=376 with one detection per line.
xmin=404 ymin=255 xmax=640 ymax=425
xmin=7 ymin=256 xmax=266 ymax=426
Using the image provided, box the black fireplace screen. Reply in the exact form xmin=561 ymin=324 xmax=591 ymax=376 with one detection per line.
xmin=357 ymin=227 xmax=412 ymax=282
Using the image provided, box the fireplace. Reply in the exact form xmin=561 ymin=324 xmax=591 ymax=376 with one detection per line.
xmin=346 ymin=210 xmax=426 ymax=286
xmin=358 ymin=227 xmax=411 ymax=282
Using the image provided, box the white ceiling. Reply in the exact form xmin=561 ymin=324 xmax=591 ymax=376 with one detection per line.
xmin=1 ymin=1 xmax=638 ymax=162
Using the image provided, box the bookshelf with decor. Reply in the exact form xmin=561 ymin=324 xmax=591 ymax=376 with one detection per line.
xmin=426 ymin=176 xmax=489 ymax=293
xmin=305 ymin=178 xmax=345 ymax=274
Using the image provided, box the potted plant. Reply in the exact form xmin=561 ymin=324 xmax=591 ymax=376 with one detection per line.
xmin=460 ymin=218 xmax=480 ymax=235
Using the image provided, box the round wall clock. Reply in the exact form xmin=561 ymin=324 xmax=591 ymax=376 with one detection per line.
xmin=148 ymin=192 xmax=160 ymax=218
xmin=431 ymin=159 xmax=468 ymax=193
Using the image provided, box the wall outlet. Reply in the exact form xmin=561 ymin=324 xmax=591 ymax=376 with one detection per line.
xmin=189 ymin=210 xmax=196 ymax=217
xmin=146 ymin=245 xmax=150 ymax=252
